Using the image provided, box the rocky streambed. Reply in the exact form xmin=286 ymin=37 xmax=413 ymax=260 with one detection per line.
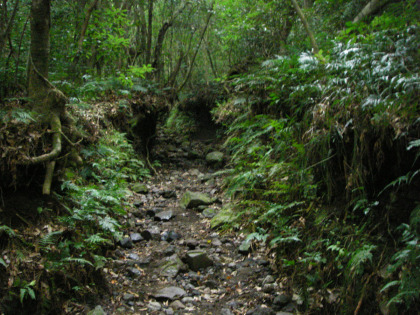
xmin=92 ymin=135 xmax=297 ymax=315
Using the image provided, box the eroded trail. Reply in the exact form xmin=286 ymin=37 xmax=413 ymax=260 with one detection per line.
xmin=99 ymin=132 xmax=294 ymax=315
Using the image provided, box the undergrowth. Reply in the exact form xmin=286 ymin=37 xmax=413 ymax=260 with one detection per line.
xmin=213 ymin=17 xmax=419 ymax=313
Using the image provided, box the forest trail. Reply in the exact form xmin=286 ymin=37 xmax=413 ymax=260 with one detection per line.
xmin=96 ymin=130 xmax=296 ymax=315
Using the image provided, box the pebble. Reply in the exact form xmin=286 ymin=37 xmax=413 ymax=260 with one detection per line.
xmin=170 ymin=300 xmax=186 ymax=310
xmin=148 ymin=301 xmax=162 ymax=311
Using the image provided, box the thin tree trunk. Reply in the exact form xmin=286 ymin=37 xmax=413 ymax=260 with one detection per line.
xmin=177 ymin=1 xmax=214 ymax=93
xmin=146 ymin=0 xmax=153 ymax=64
xmin=0 ymin=0 xmax=20 ymax=56
xmin=353 ymin=0 xmax=390 ymax=23
xmin=291 ymin=0 xmax=319 ymax=54
xmin=77 ymin=0 xmax=99 ymax=52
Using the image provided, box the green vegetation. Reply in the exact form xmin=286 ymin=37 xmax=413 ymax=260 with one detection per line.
xmin=1 ymin=0 xmax=419 ymax=313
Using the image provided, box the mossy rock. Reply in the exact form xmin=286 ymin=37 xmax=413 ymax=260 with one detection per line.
xmin=131 ymin=183 xmax=149 ymax=194
xmin=180 ymin=191 xmax=214 ymax=209
xmin=210 ymin=205 xmax=236 ymax=229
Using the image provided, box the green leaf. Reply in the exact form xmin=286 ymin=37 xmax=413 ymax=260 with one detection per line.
xmin=20 ymin=289 xmax=26 ymax=303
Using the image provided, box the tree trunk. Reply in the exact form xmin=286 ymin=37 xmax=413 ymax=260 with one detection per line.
xmin=0 ymin=0 xmax=20 ymax=57
xmin=353 ymin=0 xmax=390 ymax=23
xmin=291 ymin=0 xmax=319 ymax=54
xmin=152 ymin=22 xmax=172 ymax=82
xmin=177 ymin=1 xmax=214 ymax=93
xmin=146 ymin=0 xmax=153 ymax=64
xmin=77 ymin=0 xmax=99 ymax=52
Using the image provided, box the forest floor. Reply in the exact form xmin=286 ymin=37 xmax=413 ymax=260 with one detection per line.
xmin=94 ymin=128 xmax=297 ymax=315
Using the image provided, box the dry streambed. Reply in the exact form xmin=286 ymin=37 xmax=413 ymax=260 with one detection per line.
xmin=94 ymin=139 xmax=297 ymax=315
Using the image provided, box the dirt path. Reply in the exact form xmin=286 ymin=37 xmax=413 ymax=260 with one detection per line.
xmin=98 ymin=133 xmax=295 ymax=315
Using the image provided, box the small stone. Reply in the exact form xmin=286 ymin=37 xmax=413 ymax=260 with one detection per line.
xmin=146 ymin=208 xmax=162 ymax=217
xmin=155 ymin=210 xmax=175 ymax=222
xmin=122 ymin=293 xmax=135 ymax=301
xmin=181 ymin=297 xmax=195 ymax=304
xmin=186 ymin=239 xmax=198 ymax=249
xmin=184 ymin=250 xmax=213 ymax=271
xmin=263 ymin=275 xmax=275 ymax=285
xmin=221 ymin=309 xmax=234 ymax=315
xmin=202 ymin=208 xmax=218 ymax=218
xmin=133 ymin=201 xmax=144 ymax=208
xmin=119 ymin=237 xmax=133 ymax=249
xmin=130 ymin=233 xmax=143 ymax=243
xmin=170 ymin=300 xmax=186 ymax=310
xmin=211 ymin=238 xmax=222 ymax=246
xmin=131 ymin=183 xmax=149 ymax=194
xmin=86 ymin=305 xmax=106 ymax=315
xmin=238 ymin=240 xmax=251 ymax=255
xmin=148 ymin=301 xmax=162 ymax=311
xmin=154 ymin=286 xmax=187 ymax=301
xmin=273 ymin=294 xmax=291 ymax=307
xmin=263 ymin=283 xmax=276 ymax=293
xmin=127 ymin=267 xmax=142 ymax=277
xmin=164 ymin=245 xmax=176 ymax=256
xmin=141 ymin=227 xmax=161 ymax=240
xmin=161 ymin=190 xmax=177 ymax=199
xmin=127 ymin=253 xmax=140 ymax=260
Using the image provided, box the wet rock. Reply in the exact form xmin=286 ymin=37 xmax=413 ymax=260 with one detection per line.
xmin=180 ymin=191 xmax=214 ymax=209
xmin=202 ymin=208 xmax=218 ymax=218
xmin=210 ymin=205 xmax=236 ymax=229
xmin=155 ymin=210 xmax=175 ymax=222
xmin=206 ymin=151 xmax=224 ymax=167
xmin=119 ymin=237 xmax=133 ymax=249
xmin=131 ymin=183 xmax=149 ymax=194
xmin=160 ymin=254 xmax=186 ymax=278
xmin=154 ymin=286 xmax=187 ymax=301
xmin=130 ymin=233 xmax=143 ymax=243
xmin=161 ymin=230 xmax=182 ymax=242
xmin=148 ymin=301 xmax=162 ymax=311
xmin=170 ymin=300 xmax=186 ymax=310
xmin=184 ymin=250 xmax=213 ymax=271
xmin=87 ymin=305 xmax=106 ymax=315
xmin=141 ymin=227 xmax=161 ymax=240
xmin=161 ymin=190 xmax=177 ymax=199
xmin=238 ymin=240 xmax=251 ymax=255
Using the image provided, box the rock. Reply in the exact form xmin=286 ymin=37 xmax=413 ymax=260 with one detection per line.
xmin=206 ymin=151 xmax=224 ymax=167
xmin=146 ymin=208 xmax=162 ymax=217
xmin=87 ymin=305 xmax=106 ymax=315
xmin=170 ymin=300 xmax=186 ymax=310
xmin=273 ymin=294 xmax=291 ymax=308
xmin=263 ymin=275 xmax=275 ymax=285
xmin=131 ymin=183 xmax=149 ymax=194
xmin=122 ymin=293 xmax=135 ymax=301
xmin=202 ymin=208 xmax=218 ymax=218
xmin=148 ymin=301 xmax=162 ymax=311
xmin=165 ymin=308 xmax=174 ymax=315
xmin=238 ymin=240 xmax=251 ymax=255
xmin=186 ymin=239 xmax=199 ymax=249
xmin=119 ymin=237 xmax=133 ymax=249
xmin=181 ymin=297 xmax=195 ymax=304
xmin=221 ymin=309 xmax=234 ymax=315
xmin=189 ymin=169 xmax=202 ymax=176
xmin=127 ymin=267 xmax=142 ymax=277
xmin=130 ymin=233 xmax=143 ymax=243
xmin=211 ymin=238 xmax=222 ymax=246
xmin=133 ymin=201 xmax=144 ymax=208
xmin=155 ymin=210 xmax=175 ymax=222
xmin=210 ymin=205 xmax=236 ymax=229
xmin=164 ymin=245 xmax=176 ymax=256
xmin=154 ymin=286 xmax=187 ymax=301
xmin=184 ymin=250 xmax=213 ymax=271
xmin=180 ymin=191 xmax=214 ymax=209
xmin=160 ymin=254 xmax=186 ymax=278
xmin=141 ymin=227 xmax=161 ymax=240
xmin=161 ymin=190 xmax=177 ymax=199
xmin=127 ymin=253 xmax=140 ymax=260
xmin=188 ymin=150 xmax=200 ymax=159
xmin=161 ymin=230 xmax=182 ymax=242
xmin=263 ymin=283 xmax=276 ymax=293
xmin=246 ymin=305 xmax=275 ymax=315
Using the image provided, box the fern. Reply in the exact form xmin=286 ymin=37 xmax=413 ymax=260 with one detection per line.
xmin=347 ymin=244 xmax=376 ymax=277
